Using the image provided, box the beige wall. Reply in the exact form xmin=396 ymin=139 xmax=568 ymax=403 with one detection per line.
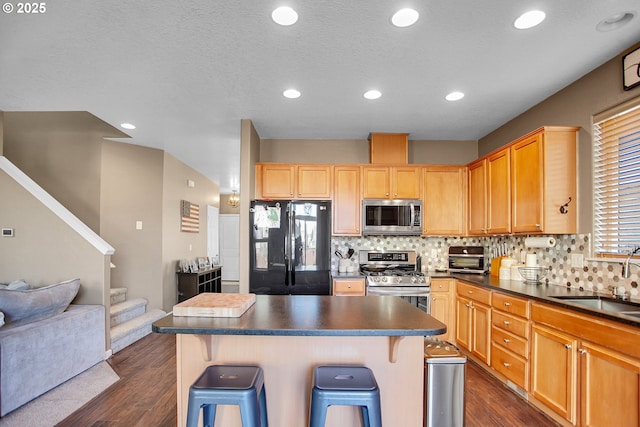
xmin=3 ymin=112 xmax=128 ymax=233
xmin=260 ymin=138 xmax=477 ymax=165
xmin=161 ymin=152 xmax=219 ymax=311
xmin=101 ymin=141 xmax=164 ymax=308
xmin=0 ymin=170 xmax=110 ymax=306
xmin=478 ymin=43 xmax=640 ymax=234
xmin=0 ymin=111 xmax=4 ymax=155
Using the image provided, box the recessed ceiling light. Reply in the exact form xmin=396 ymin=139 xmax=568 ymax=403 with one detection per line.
xmin=391 ymin=8 xmax=419 ymax=27
xmin=363 ymin=90 xmax=382 ymax=100
xmin=445 ymin=92 xmax=465 ymax=101
xmin=272 ymin=6 xmax=298 ymax=26
xmin=514 ymin=10 xmax=546 ymax=29
xmin=596 ymin=12 xmax=635 ymax=32
xmin=283 ymin=89 xmax=301 ymax=99
xmin=120 ymin=123 xmax=136 ymax=130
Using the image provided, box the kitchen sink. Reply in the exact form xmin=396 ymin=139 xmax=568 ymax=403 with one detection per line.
xmin=550 ymin=295 xmax=640 ymax=314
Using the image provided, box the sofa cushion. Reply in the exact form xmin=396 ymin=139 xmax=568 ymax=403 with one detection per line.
xmin=0 ymin=278 xmax=80 ymax=327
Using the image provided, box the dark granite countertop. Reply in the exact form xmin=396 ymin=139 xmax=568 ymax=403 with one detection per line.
xmin=429 ymin=272 xmax=640 ymax=328
xmin=152 ymin=295 xmax=446 ymax=336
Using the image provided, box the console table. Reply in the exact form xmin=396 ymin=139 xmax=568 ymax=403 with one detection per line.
xmin=176 ymin=266 xmax=222 ymax=303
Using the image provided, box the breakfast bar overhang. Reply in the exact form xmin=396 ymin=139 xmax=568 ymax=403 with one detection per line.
xmin=153 ymin=295 xmax=446 ymax=427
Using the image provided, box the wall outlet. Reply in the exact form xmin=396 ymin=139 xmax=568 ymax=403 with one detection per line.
xmin=135 ymin=221 xmax=143 ymax=230
xmin=2 ymin=228 xmax=14 ymax=237
xmin=571 ymin=253 xmax=583 ymax=268
xmin=430 ymin=249 xmax=438 ymax=258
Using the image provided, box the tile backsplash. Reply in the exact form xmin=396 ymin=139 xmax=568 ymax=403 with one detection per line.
xmin=331 ymin=234 xmax=639 ymax=297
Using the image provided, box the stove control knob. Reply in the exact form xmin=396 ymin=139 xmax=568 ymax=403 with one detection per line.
xmin=417 ymin=276 xmax=425 ymax=284
xmin=395 ymin=276 xmax=402 ymax=284
xmin=410 ymin=277 xmax=418 ymax=284
xmin=381 ymin=276 xmax=387 ymax=283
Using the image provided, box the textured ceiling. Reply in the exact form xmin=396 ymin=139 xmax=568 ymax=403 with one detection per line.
xmin=1 ymin=1 xmax=639 ymax=192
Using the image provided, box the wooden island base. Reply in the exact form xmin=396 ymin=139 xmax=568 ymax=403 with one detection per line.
xmin=176 ymin=334 xmax=424 ymax=427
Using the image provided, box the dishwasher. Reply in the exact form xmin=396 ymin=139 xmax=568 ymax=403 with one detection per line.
xmin=423 ymin=337 xmax=466 ymax=427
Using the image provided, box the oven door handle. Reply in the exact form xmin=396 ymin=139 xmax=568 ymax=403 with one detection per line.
xmin=366 ymin=287 xmax=430 ymax=296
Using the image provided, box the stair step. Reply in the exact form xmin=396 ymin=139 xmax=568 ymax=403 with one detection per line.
xmin=110 ymin=309 xmax=166 ymax=354
xmin=110 ymin=287 xmax=127 ymax=305
xmin=110 ymin=298 xmax=148 ymax=327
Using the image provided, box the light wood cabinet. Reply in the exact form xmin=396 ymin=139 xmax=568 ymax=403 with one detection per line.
xmin=422 ymin=166 xmax=467 ymax=235
xmin=369 ymin=133 xmax=408 ymax=164
xmin=490 ymin=293 xmax=530 ymax=390
xmin=256 ymin=163 xmax=332 ymax=199
xmin=467 ymin=159 xmax=487 ymax=235
xmin=511 ymin=126 xmax=578 ymax=234
xmin=530 ymin=302 xmax=640 ymax=426
xmin=467 ymin=148 xmax=510 ymax=235
xmin=362 ymin=166 xmax=421 ymax=199
xmin=487 ymin=148 xmax=511 ymax=234
xmin=332 ymin=165 xmax=361 ymax=235
xmin=297 ymin=165 xmax=332 ymax=199
xmin=332 ymin=278 xmax=366 ymax=296
xmin=429 ymin=278 xmax=455 ymax=342
xmin=455 ymin=282 xmax=491 ymax=364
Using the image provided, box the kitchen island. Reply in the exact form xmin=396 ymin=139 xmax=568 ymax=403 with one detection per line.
xmin=152 ymin=294 xmax=446 ymax=427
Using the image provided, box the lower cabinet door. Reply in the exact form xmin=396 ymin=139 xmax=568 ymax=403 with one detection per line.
xmin=491 ymin=343 xmax=527 ymax=390
xmin=579 ymin=341 xmax=640 ymax=427
xmin=530 ymin=324 xmax=578 ymax=424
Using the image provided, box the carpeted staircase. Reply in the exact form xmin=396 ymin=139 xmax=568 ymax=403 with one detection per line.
xmin=109 ymin=288 xmax=166 ymax=354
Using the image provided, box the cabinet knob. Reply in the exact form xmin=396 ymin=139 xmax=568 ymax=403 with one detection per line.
xmin=578 ymin=349 xmax=587 ymax=355
xmin=564 ymin=344 xmax=572 ymax=350
xmin=503 ymin=320 xmax=510 ymax=325
xmin=503 ymin=338 xmax=511 ymax=343
xmin=535 ymin=224 xmax=541 ymax=229
xmin=468 ymin=290 xmax=473 ymax=294
xmin=504 ymin=302 xmax=511 ymax=307
xmin=465 ymin=303 xmax=472 ymax=308
xmin=503 ymin=362 xmax=511 ymax=368
xmin=432 ymin=297 xmax=437 ymax=301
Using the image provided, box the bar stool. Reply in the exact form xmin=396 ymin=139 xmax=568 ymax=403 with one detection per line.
xmin=186 ymin=365 xmax=268 ymax=427
xmin=309 ymin=365 xmax=382 ymax=427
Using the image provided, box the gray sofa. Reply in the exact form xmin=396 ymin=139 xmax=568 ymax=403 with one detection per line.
xmin=0 ymin=304 xmax=106 ymax=416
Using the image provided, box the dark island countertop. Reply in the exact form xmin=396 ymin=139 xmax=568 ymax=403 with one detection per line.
xmin=430 ymin=272 xmax=640 ymax=328
xmin=152 ymin=294 xmax=446 ymax=336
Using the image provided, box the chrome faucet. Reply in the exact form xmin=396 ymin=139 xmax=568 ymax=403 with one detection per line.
xmin=622 ymin=245 xmax=640 ymax=278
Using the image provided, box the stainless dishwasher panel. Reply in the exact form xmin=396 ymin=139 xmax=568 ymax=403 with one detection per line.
xmin=424 ymin=339 xmax=466 ymax=427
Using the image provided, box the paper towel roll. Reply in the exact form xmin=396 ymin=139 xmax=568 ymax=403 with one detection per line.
xmin=525 ymin=237 xmax=556 ymax=248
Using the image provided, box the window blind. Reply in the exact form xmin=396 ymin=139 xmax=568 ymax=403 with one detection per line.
xmin=593 ymin=98 xmax=640 ymax=256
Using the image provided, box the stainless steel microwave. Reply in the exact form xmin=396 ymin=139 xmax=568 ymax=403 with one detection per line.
xmin=362 ymin=199 xmax=422 ymax=236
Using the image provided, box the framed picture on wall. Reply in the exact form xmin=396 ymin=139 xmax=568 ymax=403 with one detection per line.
xmin=623 ymin=45 xmax=640 ymax=90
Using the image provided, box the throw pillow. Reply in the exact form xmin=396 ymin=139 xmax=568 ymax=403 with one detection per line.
xmin=0 ymin=278 xmax=80 ymax=327
xmin=0 ymin=311 xmax=4 ymax=329
xmin=0 ymin=279 xmax=30 ymax=290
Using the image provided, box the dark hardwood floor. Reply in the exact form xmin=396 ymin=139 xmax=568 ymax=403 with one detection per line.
xmin=57 ymin=333 xmax=558 ymax=427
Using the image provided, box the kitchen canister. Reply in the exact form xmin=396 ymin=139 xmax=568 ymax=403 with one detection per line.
xmin=511 ymin=263 xmax=525 ymax=281
xmin=499 ymin=266 xmax=511 ymax=280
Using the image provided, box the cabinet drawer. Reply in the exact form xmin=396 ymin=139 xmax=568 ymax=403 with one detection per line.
xmin=456 ymin=282 xmax=491 ymax=305
xmin=491 ymin=343 xmax=528 ymax=390
xmin=430 ymin=279 xmax=451 ymax=293
xmin=492 ymin=310 xmax=529 ymax=338
xmin=332 ymin=279 xmax=365 ymax=296
xmin=492 ymin=325 xmax=528 ymax=358
xmin=492 ymin=293 xmax=529 ymax=318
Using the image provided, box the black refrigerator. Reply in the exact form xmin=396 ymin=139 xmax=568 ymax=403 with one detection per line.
xmin=249 ymin=200 xmax=331 ymax=295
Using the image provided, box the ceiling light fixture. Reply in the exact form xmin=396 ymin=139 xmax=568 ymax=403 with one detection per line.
xmin=445 ymin=91 xmax=465 ymax=101
xmin=272 ymin=6 xmax=298 ymax=26
xmin=120 ymin=123 xmax=136 ymax=130
xmin=363 ymin=90 xmax=382 ymax=100
xmin=391 ymin=8 xmax=419 ymax=27
xmin=596 ymin=12 xmax=635 ymax=32
xmin=228 ymin=190 xmax=240 ymax=208
xmin=514 ymin=10 xmax=546 ymax=29
xmin=283 ymin=89 xmax=301 ymax=99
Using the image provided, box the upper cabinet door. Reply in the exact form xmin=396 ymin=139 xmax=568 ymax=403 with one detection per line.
xmin=257 ymin=163 xmax=295 ymax=199
xmin=511 ymin=133 xmax=543 ymax=233
xmin=487 ymin=148 xmax=511 ymax=234
xmin=467 ymin=159 xmax=487 ymax=235
xmin=392 ymin=166 xmax=421 ymax=199
xmin=423 ymin=166 xmax=467 ymax=235
xmin=362 ymin=166 xmax=391 ymax=198
xmin=333 ymin=165 xmax=361 ymax=235
xmin=297 ymin=165 xmax=332 ymax=199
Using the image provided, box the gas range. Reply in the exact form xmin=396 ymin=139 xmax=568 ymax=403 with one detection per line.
xmin=359 ymin=250 xmax=430 ymax=287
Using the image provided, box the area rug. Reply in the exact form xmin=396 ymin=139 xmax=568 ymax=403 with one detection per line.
xmin=0 ymin=361 xmax=119 ymax=427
